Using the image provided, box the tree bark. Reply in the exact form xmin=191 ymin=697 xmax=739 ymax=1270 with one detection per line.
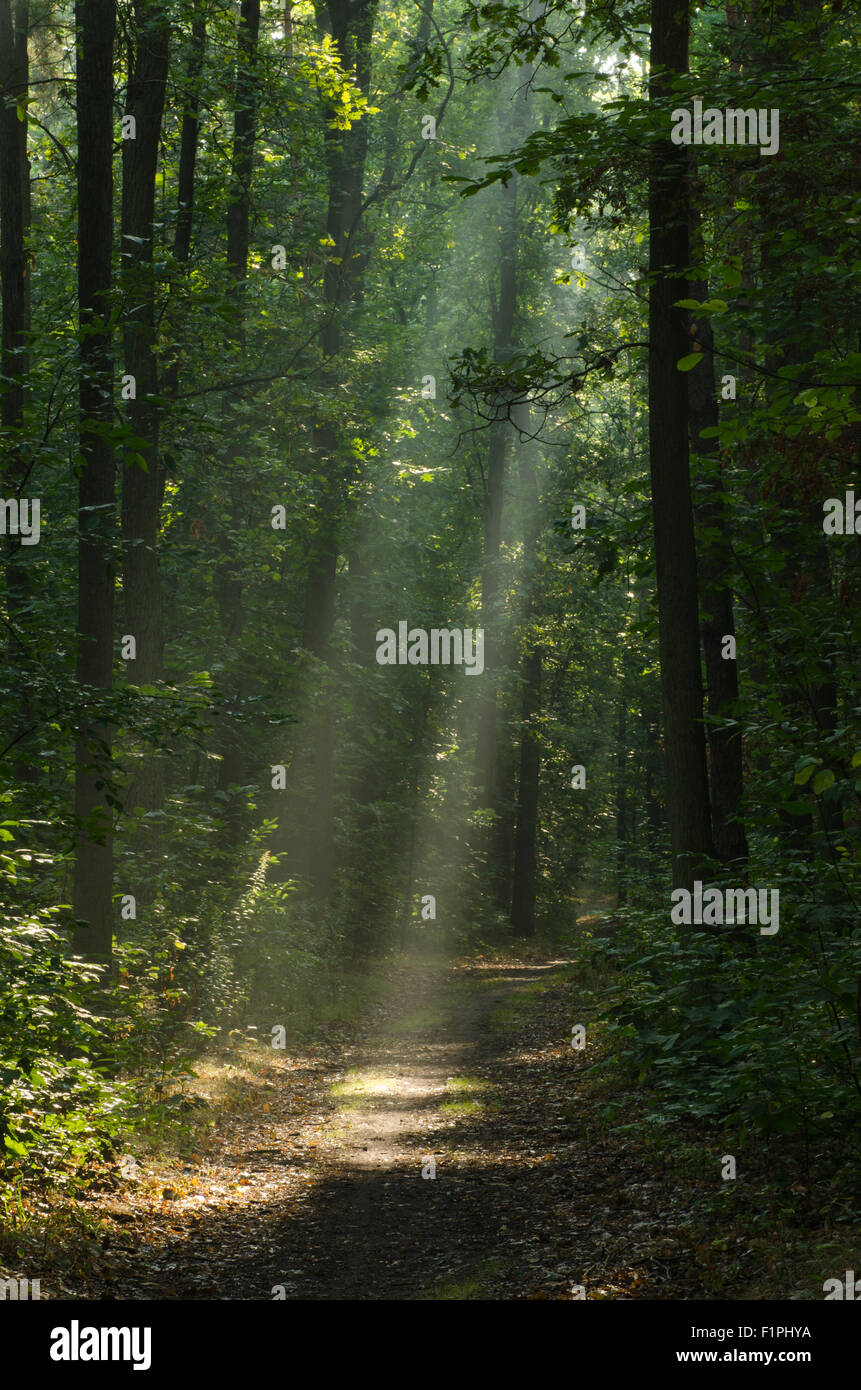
xmin=510 ymin=400 xmax=543 ymax=937
xmin=162 ymin=9 xmax=206 ymax=401
xmin=615 ymin=701 xmax=628 ymax=905
xmin=174 ymin=13 xmax=205 ymax=268
xmin=687 ymin=188 xmax=748 ymax=867
xmin=215 ymin=0 xmax=260 ymax=841
xmin=476 ymin=178 xmax=517 ymax=809
xmin=0 ymin=0 xmax=34 ymax=782
xmin=72 ymin=0 xmax=116 ymax=962
xmin=285 ymin=0 xmax=378 ymax=898
xmin=120 ymin=0 xmax=170 ymax=823
xmin=648 ymin=0 xmax=714 ymax=890
xmin=0 ymin=0 xmax=29 ymax=442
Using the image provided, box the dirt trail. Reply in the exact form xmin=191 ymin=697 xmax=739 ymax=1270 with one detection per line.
xmin=80 ymin=953 xmax=692 ymax=1301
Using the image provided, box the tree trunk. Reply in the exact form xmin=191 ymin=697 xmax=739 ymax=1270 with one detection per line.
xmin=162 ymin=9 xmax=206 ymax=401
xmin=510 ymin=637 xmax=541 ymax=937
xmin=476 ymin=72 xmax=529 ymax=910
xmin=648 ymin=0 xmax=714 ymax=890
xmin=72 ymin=0 xmax=116 ymax=962
xmin=0 ymin=0 xmax=30 ymax=448
xmin=476 ymin=178 xmax=517 ymax=810
xmin=216 ymin=0 xmax=260 ymax=842
xmin=0 ymin=0 xmax=34 ymax=783
xmin=510 ymin=402 xmax=542 ymax=937
xmin=615 ymin=701 xmax=628 ymax=905
xmin=174 ymin=13 xmax=205 ymax=267
xmin=121 ymin=0 xmax=169 ymax=685
xmin=687 ymin=187 xmax=748 ymax=866
xmin=285 ymin=0 xmax=378 ymax=898
xmin=120 ymin=0 xmax=170 ymax=818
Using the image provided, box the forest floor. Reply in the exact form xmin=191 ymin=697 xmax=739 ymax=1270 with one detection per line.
xmin=71 ymin=941 xmax=692 ymax=1301
xmin=7 ymin=910 xmax=850 ymax=1300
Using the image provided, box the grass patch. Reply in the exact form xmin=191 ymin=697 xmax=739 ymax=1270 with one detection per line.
xmin=441 ymin=1074 xmax=498 ymax=1116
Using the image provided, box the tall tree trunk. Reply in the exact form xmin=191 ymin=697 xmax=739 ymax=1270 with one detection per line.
xmin=510 ymin=406 xmax=543 ymax=937
xmin=648 ymin=0 xmax=714 ymax=890
xmin=163 ymin=9 xmax=206 ymax=400
xmin=72 ymin=0 xmax=116 ymax=962
xmin=0 ymin=0 xmax=33 ymax=783
xmin=286 ymin=0 xmax=378 ymax=898
xmin=615 ymin=701 xmax=628 ymax=905
xmin=120 ymin=0 xmax=169 ymax=817
xmin=216 ymin=0 xmax=260 ymax=841
xmin=162 ymin=10 xmax=204 ymax=806
xmin=476 ymin=184 xmax=516 ymax=808
xmin=510 ymin=639 xmax=541 ymax=937
xmin=642 ymin=703 xmax=664 ymax=867
xmin=174 ymin=13 xmax=205 ymax=268
xmin=687 ymin=188 xmax=748 ymax=867
xmin=476 ymin=71 xmax=530 ymax=909
xmin=0 ymin=0 xmax=30 ymax=456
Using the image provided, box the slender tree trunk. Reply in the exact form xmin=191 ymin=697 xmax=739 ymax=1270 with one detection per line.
xmin=121 ymin=0 xmax=169 ymax=685
xmin=476 ymin=71 xmax=530 ymax=910
xmin=162 ymin=11 xmax=204 ymax=810
xmin=174 ymin=14 xmax=205 ymax=268
xmin=615 ymin=702 xmax=628 ymax=905
xmin=510 ymin=638 xmax=541 ymax=937
xmin=286 ymin=0 xmax=378 ymax=898
xmin=121 ymin=0 xmax=169 ymax=819
xmin=0 ymin=0 xmax=33 ymax=783
xmin=476 ymin=184 xmax=516 ymax=808
xmin=163 ymin=9 xmax=206 ymax=402
xmin=510 ymin=403 xmax=542 ymax=937
xmin=73 ymin=0 xmax=116 ymax=962
xmin=216 ymin=0 xmax=260 ymax=841
xmin=648 ymin=0 xmax=714 ymax=890
xmin=0 ymin=0 xmax=30 ymax=447
xmin=642 ymin=703 xmax=664 ymax=867
xmin=226 ymin=0 xmax=259 ymax=294
xmin=687 ymin=189 xmax=748 ymax=866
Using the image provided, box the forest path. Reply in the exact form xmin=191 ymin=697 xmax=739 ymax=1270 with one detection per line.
xmin=80 ymin=941 xmax=697 ymax=1300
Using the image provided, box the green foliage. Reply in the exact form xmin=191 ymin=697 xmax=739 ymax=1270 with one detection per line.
xmin=593 ymin=865 xmax=861 ymax=1169
xmin=0 ymin=891 xmax=131 ymax=1186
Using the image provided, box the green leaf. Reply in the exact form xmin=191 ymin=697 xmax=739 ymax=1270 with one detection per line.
xmin=677 ymin=353 xmax=704 ymax=372
xmin=4 ymin=1135 xmax=28 ymax=1156
xmin=813 ymin=768 xmax=836 ymax=794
